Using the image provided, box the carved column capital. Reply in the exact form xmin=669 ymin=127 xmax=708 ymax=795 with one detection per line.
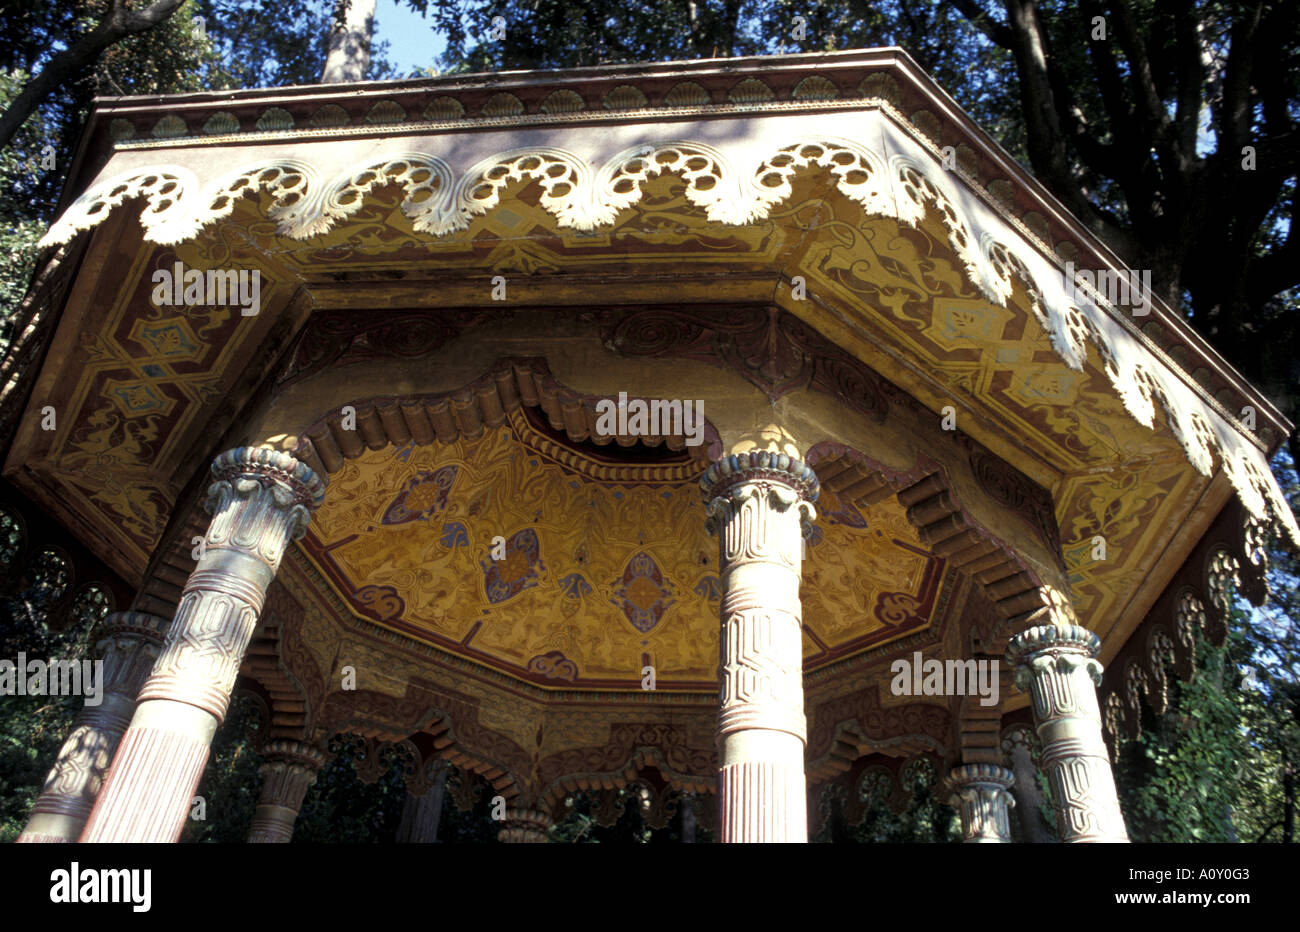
xmin=947 ymin=763 xmax=1015 ymax=843
xmin=138 ymin=449 xmax=324 ymax=723
xmin=1007 ymin=624 xmax=1129 ymax=843
xmin=247 ymin=740 xmax=327 ymax=844
xmin=82 ymin=449 xmax=323 ymax=843
xmin=1008 ymin=624 xmax=1103 ymax=686
xmin=701 ymin=451 xmax=820 ymax=537
xmin=94 ymin=611 xmax=170 ymax=701
xmin=497 ymin=807 xmax=552 ymax=843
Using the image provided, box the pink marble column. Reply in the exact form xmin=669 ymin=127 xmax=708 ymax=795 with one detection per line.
xmin=701 ymin=451 xmax=818 ymax=843
xmin=81 ymin=448 xmax=324 ymax=843
xmin=17 ymin=612 xmax=168 ymax=843
xmin=1007 ymin=624 xmax=1130 ymax=843
xmin=247 ymin=740 xmax=326 ymax=843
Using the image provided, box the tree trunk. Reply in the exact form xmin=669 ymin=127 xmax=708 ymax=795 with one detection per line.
xmin=321 ymin=0 xmax=376 ymax=84
xmin=1284 ymin=751 xmax=1295 ymax=845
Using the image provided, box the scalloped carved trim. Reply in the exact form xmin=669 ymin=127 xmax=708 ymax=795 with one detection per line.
xmin=1098 ymin=497 xmax=1272 ymax=755
xmin=36 ymin=134 xmax=1295 ymax=544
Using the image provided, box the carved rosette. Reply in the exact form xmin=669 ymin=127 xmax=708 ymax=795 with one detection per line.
xmin=247 ymin=740 xmax=327 ymax=843
xmin=497 ymin=807 xmax=553 ymax=843
xmin=17 ymin=612 xmax=168 ymax=843
xmin=1007 ymin=625 xmax=1130 ymax=843
xmin=947 ymin=763 xmax=1015 ymax=843
xmin=701 ymin=451 xmax=818 ymax=843
xmin=82 ymin=448 xmax=324 ymax=843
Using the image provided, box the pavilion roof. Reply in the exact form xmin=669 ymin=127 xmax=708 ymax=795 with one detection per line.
xmin=1 ymin=48 xmax=1293 ymax=630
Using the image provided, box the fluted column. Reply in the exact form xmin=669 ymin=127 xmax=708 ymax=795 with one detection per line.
xmin=17 ymin=612 xmax=168 ymax=843
xmin=247 ymin=740 xmax=326 ymax=843
xmin=701 ymin=450 xmax=818 ymax=843
xmin=81 ymin=448 xmax=324 ymax=842
xmin=1007 ymin=625 xmax=1129 ymax=843
xmin=947 ymin=763 xmax=1015 ymax=843
xmin=497 ymin=807 xmax=552 ymax=843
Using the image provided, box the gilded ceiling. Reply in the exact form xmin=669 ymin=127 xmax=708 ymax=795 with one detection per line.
xmin=301 ymin=407 xmax=945 ymax=690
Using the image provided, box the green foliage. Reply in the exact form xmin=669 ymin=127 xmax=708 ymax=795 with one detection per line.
xmin=1114 ymin=632 xmax=1245 ymax=842
xmin=1114 ymin=448 xmax=1300 ymax=843
xmin=813 ymin=768 xmax=960 ymax=843
xmin=0 ymin=595 xmax=98 ymax=843
xmin=549 ymin=787 xmax=711 ymax=843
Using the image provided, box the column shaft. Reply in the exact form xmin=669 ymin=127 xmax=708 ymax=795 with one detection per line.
xmin=1008 ymin=624 xmax=1129 ymax=843
xmin=81 ymin=448 xmax=323 ymax=842
xmin=18 ymin=612 xmax=167 ymax=842
xmin=702 ymin=451 xmax=818 ymax=843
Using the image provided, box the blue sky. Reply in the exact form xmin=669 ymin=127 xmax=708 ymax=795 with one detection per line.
xmin=375 ymin=0 xmax=450 ymax=76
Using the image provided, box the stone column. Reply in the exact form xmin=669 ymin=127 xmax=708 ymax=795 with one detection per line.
xmin=17 ymin=612 xmax=168 ymax=843
xmin=497 ymin=806 xmax=552 ymax=843
xmin=1002 ymin=725 xmax=1055 ymax=843
xmin=81 ymin=448 xmax=324 ymax=843
xmin=396 ymin=763 xmax=448 ymax=843
xmin=947 ymin=763 xmax=1015 ymax=843
xmin=247 ymin=740 xmax=326 ymax=843
xmin=701 ymin=451 xmax=818 ymax=843
xmin=1007 ymin=625 xmax=1129 ymax=843
xmin=680 ymin=791 xmax=697 ymax=843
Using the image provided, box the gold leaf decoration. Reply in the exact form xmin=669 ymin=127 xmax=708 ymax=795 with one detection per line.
xmin=727 ymin=78 xmax=773 ymax=103
xmin=310 ymin=104 xmax=350 ymax=128
xmin=366 ymin=100 xmax=406 ymax=124
xmin=255 ymin=107 xmax=294 ymax=132
xmin=539 ymin=89 xmax=585 ymax=114
xmin=481 ymin=93 xmax=525 ymax=117
xmin=792 ymin=75 xmax=839 ymax=101
xmin=663 ymin=82 xmax=710 ymax=107
xmin=910 ymin=109 xmax=942 ymax=144
xmin=424 ymin=97 xmax=465 ymax=120
xmin=603 ymin=85 xmax=648 ymax=110
xmin=151 ymin=115 xmax=188 ymax=139
xmin=859 ymin=73 xmax=902 ymax=105
xmin=201 ymin=112 xmax=239 ymax=135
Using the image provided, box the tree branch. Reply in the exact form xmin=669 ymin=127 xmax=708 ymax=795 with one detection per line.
xmin=948 ymin=0 xmax=1014 ymax=49
xmin=0 ymin=0 xmax=184 ymax=152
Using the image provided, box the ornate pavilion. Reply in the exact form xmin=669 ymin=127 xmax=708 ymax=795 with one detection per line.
xmin=3 ymin=49 xmax=1293 ymax=843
